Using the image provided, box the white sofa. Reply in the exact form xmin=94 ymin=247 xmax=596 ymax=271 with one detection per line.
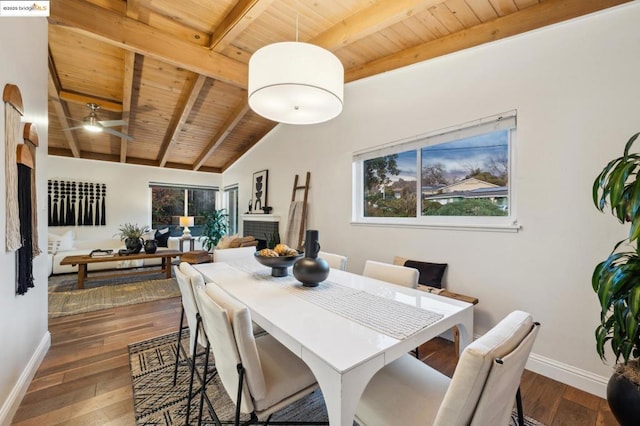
xmin=48 ymin=231 xmax=205 ymax=276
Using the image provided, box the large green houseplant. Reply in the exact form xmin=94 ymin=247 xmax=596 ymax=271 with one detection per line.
xmin=592 ymin=131 xmax=640 ymax=425
xmin=201 ymin=209 xmax=229 ymax=252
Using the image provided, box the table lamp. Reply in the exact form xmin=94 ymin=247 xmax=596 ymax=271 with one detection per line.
xmin=179 ymin=216 xmax=194 ymax=239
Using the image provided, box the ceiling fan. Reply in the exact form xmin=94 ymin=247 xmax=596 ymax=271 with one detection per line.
xmin=64 ymin=103 xmax=133 ymax=141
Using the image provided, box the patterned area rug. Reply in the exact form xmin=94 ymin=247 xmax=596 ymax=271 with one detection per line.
xmin=129 ymin=332 xmax=545 ymax=426
xmin=48 ymin=271 xmax=180 ymax=318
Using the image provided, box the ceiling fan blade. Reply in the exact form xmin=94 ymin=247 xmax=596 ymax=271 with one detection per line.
xmin=98 ymin=119 xmax=127 ymax=127
xmin=103 ymin=127 xmax=133 ymax=141
xmin=62 ymin=126 xmax=84 ymax=131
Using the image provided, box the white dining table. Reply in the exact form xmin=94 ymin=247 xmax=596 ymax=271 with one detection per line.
xmin=194 ymin=260 xmax=474 ymax=426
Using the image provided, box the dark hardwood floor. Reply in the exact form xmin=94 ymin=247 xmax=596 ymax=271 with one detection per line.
xmin=13 ymin=298 xmax=619 ymax=425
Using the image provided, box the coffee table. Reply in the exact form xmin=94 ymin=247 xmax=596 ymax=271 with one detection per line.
xmin=60 ymin=250 xmax=182 ymax=290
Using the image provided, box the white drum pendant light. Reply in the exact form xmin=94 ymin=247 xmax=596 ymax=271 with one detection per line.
xmin=248 ymin=42 xmax=344 ymax=125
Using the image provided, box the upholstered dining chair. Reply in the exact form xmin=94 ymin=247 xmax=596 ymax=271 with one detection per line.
xmin=318 ymin=251 xmax=347 ymax=270
xmin=172 ymin=265 xmax=210 ymax=425
xmin=362 ymin=260 xmax=420 ymax=357
xmin=362 ymin=260 xmax=419 ymax=288
xmin=194 ymin=283 xmax=323 ymax=426
xmin=355 ymin=310 xmax=540 ymax=426
xmin=181 ymin=261 xmax=267 ymax=337
xmin=173 ymin=265 xmax=208 ymax=377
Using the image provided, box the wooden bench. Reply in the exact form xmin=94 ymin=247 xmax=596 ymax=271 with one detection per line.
xmin=60 ymin=250 xmax=182 ymax=290
xmin=394 ymin=256 xmax=479 ymax=356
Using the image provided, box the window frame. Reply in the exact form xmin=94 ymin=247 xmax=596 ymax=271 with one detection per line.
xmin=149 ymin=182 xmax=219 ymax=236
xmin=352 ymin=111 xmax=520 ymax=232
xmin=224 ymin=184 xmax=239 ymax=236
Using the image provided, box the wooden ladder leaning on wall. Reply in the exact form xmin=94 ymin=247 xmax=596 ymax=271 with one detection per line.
xmin=290 ymin=172 xmax=310 ymax=251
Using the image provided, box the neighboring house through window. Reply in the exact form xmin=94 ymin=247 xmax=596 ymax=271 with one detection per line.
xmin=353 ymin=111 xmax=517 ymax=230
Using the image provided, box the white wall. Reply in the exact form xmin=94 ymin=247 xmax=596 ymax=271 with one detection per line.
xmin=0 ymin=18 xmax=50 ymax=423
xmin=223 ymin=3 xmax=640 ymax=397
xmin=47 ymin=157 xmax=222 ymax=240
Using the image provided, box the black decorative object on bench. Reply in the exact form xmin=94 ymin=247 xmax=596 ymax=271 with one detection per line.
xmin=144 ymin=239 xmax=158 ymax=254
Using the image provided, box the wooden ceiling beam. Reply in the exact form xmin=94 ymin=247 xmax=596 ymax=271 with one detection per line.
xmin=48 ymin=49 xmax=81 ymax=158
xmin=120 ymin=50 xmax=136 ymax=163
xmin=193 ymin=100 xmax=250 ymax=171
xmin=59 ymin=91 xmax=123 ymax=112
xmin=209 ymin=0 xmax=275 ymax=52
xmin=158 ymin=74 xmax=207 ymax=167
xmin=345 ymin=0 xmax=630 ymax=82
xmin=311 ymin=0 xmax=441 ymax=51
xmin=48 ymin=148 xmax=222 ymax=173
xmin=49 ymin=0 xmax=248 ymax=88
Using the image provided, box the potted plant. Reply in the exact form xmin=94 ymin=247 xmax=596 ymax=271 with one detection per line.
xmin=592 ymin=131 xmax=640 ymax=425
xmin=201 ymin=209 xmax=229 ymax=252
xmin=115 ymin=223 xmax=150 ymax=253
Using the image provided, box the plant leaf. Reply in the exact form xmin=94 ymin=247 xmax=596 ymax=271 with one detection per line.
xmin=630 ymin=286 xmax=640 ymax=318
xmin=609 ymin=161 xmax=636 ymax=213
xmin=623 ymin=132 xmax=640 ymax=158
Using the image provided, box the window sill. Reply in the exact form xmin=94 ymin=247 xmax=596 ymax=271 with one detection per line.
xmin=350 ymin=219 xmax=521 ymax=233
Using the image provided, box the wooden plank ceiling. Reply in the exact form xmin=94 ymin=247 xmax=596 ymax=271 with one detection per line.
xmin=47 ymin=0 xmax=629 ymax=173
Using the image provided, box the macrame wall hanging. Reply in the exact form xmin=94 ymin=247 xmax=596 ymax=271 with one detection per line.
xmin=4 ymin=83 xmax=41 ymax=295
xmin=47 ymin=180 xmax=107 ymax=227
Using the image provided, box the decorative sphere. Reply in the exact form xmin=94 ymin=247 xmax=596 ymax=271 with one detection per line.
xmin=293 ymin=257 xmax=330 ymax=287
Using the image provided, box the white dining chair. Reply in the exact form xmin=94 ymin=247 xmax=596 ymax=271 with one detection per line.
xmin=213 ymin=246 xmax=257 ymax=262
xmin=194 ymin=283 xmax=321 ymax=425
xmin=362 ymin=260 xmax=419 ymax=288
xmin=318 ymin=251 xmax=347 ymax=270
xmin=355 ymin=310 xmax=540 ymax=426
xmin=172 ymin=265 xmax=210 ymax=425
xmin=173 ymin=265 xmax=208 ymax=370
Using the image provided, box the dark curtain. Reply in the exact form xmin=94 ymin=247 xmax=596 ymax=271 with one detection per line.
xmin=16 ymin=164 xmax=34 ymax=295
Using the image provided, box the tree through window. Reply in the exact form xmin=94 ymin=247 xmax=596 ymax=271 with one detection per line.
xmin=354 ymin=112 xmax=516 ymax=225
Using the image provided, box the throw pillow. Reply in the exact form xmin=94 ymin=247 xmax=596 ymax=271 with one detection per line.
xmin=216 ymin=234 xmax=238 ymax=249
xmin=49 ymin=230 xmax=75 ymax=252
xmin=143 ymin=229 xmax=156 ymax=241
xmin=155 ymin=228 xmax=170 ymax=247
xmin=404 ymin=260 xmax=448 ymax=288
xmin=47 ymin=239 xmax=60 ymax=254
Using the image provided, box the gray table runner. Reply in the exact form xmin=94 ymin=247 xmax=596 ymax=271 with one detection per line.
xmin=229 ymin=262 xmax=443 ymax=340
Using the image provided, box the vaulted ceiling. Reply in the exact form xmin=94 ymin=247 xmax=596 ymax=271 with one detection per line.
xmin=47 ymin=0 xmax=629 ymax=173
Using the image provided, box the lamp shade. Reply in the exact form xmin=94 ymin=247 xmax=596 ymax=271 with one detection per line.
xmin=248 ymin=42 xmax=344 ymax=125
xmin=179 ymin=216 xmax=194 ymax=227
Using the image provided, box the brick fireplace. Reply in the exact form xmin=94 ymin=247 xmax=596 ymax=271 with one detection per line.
xmin=241 ymin=214 xmax=280 ymax=250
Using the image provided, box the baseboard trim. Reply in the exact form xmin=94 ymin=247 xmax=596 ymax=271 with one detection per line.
xmin=0 ymin=331 xmax=51 ymax=425
xmin=526 ymin=352 xmax=609 ymax=399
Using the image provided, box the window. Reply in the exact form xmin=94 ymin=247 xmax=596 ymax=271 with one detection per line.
xmin=224 ymin=185 xmax=239 ymax=235
xmin=150 ymin=183 xmax=218 ymax=236
xmin=353 ymin=112 xmax=517 ymax=230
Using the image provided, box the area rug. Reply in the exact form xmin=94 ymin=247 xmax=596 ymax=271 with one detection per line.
xmin=49 ymin=272 xmax=180 ymax=318
xmin=129 ymin=332 xmax=545 ymax=425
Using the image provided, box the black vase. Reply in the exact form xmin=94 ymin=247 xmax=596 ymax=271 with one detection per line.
xmin=293 ymin=230 xmax=329 ymax=287
xmin=143 ymin=239 xmax=158 ymax=254
xmin=125 ymin=237 xmax=143 ymax=254
xmin=607 ymin=371 xmax=640 ymax=426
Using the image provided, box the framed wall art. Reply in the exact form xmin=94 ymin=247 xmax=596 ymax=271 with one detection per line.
xmin=251 ymin=170 xmax=268 ymax=213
